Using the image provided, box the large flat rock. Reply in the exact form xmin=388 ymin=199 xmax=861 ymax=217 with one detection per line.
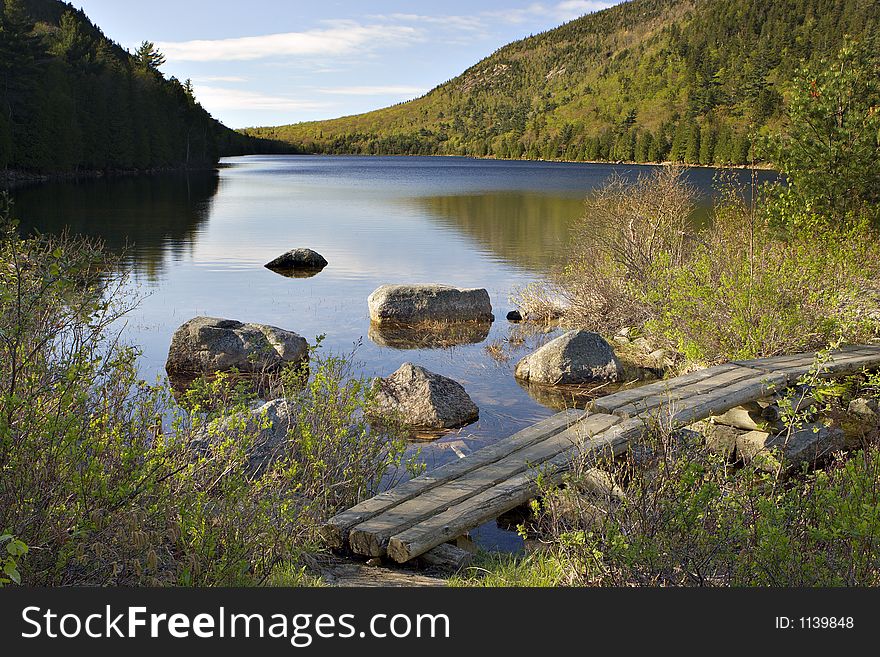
xmin=368 ymin=284 xmax=493 ymax=325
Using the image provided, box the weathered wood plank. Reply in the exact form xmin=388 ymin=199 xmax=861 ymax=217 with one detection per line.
xmin=321 ymin=408 xmax=585 ymax=547
xmin=591 ymin=364 xmax=738 ymax=414
xmin=735 ymin=346 xmax=880 ymax=374
xmin=418 ymin=543 xmax=473 ymax=571
xmin=331 ymin=344 xmax=880 ymax=565
xmin=386 ymin=418 xmax=646 ymax=563
xmin=610 ymin=366 xmax=764 ymax=418
xmin=667 ymin=372 xmax=790 ymax=427
xmin=348 ymin=413 xmax=620 ymax=556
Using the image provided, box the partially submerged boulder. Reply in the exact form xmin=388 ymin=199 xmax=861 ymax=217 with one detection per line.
xmin=514 ymin=330 xmax=622 ymax=385
xmin=372 ymin=363 xmax=479 ymax=431
xmin=265 ymin=248 xmax=327 ymax=276
xmin=368 ymin=284 xmax=493 ymax=325
xmin=165 ymin=316 xmax=308 ymax=375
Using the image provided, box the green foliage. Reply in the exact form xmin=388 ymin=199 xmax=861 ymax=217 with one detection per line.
xmin=491 ymin=425 xmax=880 ymax=586
xmin=0 ymin=0 xmax=285 ymax=174
xmin=245 ymin=0 xmax=879 ymax=166
xmin=555 ymin=158 xmax=880 ymax=362
xmin=133 ymin=40 xmax=165 ymax=72
xmin=767 ymin=37 xmax=880 ymax=222
xmin=0 ymin=201 xmax=409 ymax=585
xmin=0 ymin=533 xmax=27 ymax=585
xmin=448 ymin=551 xmax=568 ymax=587
xmin=646 ymin=182 xmax=880 ymax=361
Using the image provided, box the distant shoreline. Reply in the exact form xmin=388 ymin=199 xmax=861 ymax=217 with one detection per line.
xmin=5 ymin=155 xmax=775 ymax=188
xmin=1 ymin=165 xmax=219 ymax=188
xmin=227 ymin=150 xmax=777 ymax=172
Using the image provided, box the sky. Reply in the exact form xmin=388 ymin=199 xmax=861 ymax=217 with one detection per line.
xmin=72 ymin=1 xmax=623 ymax=128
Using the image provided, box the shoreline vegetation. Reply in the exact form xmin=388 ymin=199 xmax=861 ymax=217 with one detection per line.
xmin=2 ymin=0 xmax=880 ymax=587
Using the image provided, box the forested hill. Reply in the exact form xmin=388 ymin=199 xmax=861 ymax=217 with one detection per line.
xmin=0 ymin=0 xmax=283 ymax=175
xmin=245 ymin=0 xmax=880 ymax=166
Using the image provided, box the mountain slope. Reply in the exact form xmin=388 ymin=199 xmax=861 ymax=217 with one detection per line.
xmin=245 ymin=0 xmax=880 ymax=165
xmin=0 ymin=0 xmax=281 ymax=175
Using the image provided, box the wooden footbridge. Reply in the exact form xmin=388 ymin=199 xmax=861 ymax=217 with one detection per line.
xmin=324 ymin=345 xmax=880 ymax=564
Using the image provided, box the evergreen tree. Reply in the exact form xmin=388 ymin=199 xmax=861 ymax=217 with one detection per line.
xmin=134 ymin=40 xmax=165 ymax=72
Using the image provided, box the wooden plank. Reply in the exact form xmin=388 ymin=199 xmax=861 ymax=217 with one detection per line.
xmin=348 ymin=413 xmax=621 ymax=556
xmin=667 ymin=372 xmax=790 ymax=427
xmin=735 ymin=346 xmax=880 ymax=373
xmin=386 ymin=418 xmax=646 ymax=563
xmin=768 ymin=351 xmax=880 ymax=385
xmin=418 ymin=543 xmax=473 ymax=571
xmin=610 ymin=366 xmax=763 ymax=418
xmin=321 ymin=408 xmax=585 ymax=547
xmin=591 ymin=364 xmax=737 ymax=414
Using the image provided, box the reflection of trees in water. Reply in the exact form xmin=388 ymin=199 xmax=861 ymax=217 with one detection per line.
xmin=410 ymin=192 xmax=581 ymax=273
xmin=11 ymin=172 xmax=219 ymax=281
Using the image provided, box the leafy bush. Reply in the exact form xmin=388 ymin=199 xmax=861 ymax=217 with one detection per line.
xmin=528 ymin=424 xmax=880 ymax=586
xmin=646 ymin=181 xmax=880 ymax=361
xmin=556 ymin=166 xmax=697 ymax=333
xmin=0 ymin=200 xmax=409 ymax=586
xmin=767 ymin=37 xmax=880 ymax=223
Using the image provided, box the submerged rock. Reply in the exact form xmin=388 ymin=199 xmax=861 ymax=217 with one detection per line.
xmin=165 ymin=316 xmax=308 ymax=375
xmin=265 ymin=248 xmax=328 ymax=275
xmin=372 ymin=363 xmax=479 ymax=431
xmin=514 ymin=330 xmax=622 ymax=385
xmin=368 ymin=284 xmax=493 ymax=325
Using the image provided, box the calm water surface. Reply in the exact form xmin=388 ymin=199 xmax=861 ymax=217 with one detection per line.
xmin=12 ymin=155 xmax=776 ymax=552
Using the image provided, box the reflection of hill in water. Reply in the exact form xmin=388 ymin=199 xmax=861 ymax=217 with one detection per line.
xmin=11 ymin=172 xmax=219 ymax=280
xmin=411 ymin=192 xmax=582 ymax=273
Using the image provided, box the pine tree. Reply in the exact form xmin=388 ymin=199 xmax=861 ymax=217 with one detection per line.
xmin=134 ymin=41 xmax=165 ymax=72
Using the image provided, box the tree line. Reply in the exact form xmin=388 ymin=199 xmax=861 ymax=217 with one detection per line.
xmin=0 ymin=0 xmax=284 ymax=175
xmin=248 ymin=0 xmax=879 ymax=166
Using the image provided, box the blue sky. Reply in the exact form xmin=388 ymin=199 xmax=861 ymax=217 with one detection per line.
xmin=73 ymin=1 xmax=622 ymax=128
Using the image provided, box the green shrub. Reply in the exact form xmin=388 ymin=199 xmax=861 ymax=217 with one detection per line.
xmin=470 ymin=429 xmax=880 ymax=587
xmin=646 ymin=182 xmax=880 ymax=361
xmin=0 ymin=200 xmax=409 ymax=586
xmin=555 ymin=166 xmax=698 ymax=333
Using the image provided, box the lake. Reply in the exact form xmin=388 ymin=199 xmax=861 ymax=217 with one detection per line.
xmin=10 ymin=155 xmax=775 ymax=552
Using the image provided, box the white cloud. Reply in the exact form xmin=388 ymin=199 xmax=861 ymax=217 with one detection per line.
xmin=552 ymin=1 xmax=617 ymax=21
xmin=370 ymin=13 xmax=487 ymax=32
xmin=316 ymin=85 xmax=428 ymax=96
xmin=196 ymin=75 xmax=248 ymax=83
xmin=487 ymin=1 xmax=616 ymax=24
xmin=193 ymin=85 xmax=334 ymax=112
xmin=157 ymin=22 xmax=423 ymax=63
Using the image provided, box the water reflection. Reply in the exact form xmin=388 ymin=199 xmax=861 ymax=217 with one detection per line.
xmin=408 ymin=192 xmax=580 ymax=273
xmin=11 ymin=172 xmax=219 ymax=281
xmin=368 ymin=320 xmax=493 ymax=350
